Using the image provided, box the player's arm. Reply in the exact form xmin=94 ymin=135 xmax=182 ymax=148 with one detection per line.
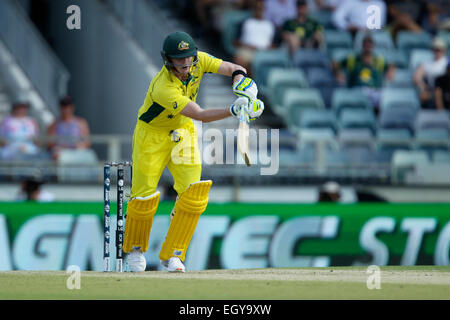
xmin=217 ymin=61 xmax=247 ymax=83
xmin=181 ymin=101 xmax=232 ymax=123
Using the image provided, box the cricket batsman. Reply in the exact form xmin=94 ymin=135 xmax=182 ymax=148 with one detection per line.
xmin=123 ymin=31 xmax=264 ymax=272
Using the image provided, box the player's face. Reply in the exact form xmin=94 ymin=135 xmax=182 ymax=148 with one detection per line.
xmin=171 ymin=56 xmax=194 ymax=75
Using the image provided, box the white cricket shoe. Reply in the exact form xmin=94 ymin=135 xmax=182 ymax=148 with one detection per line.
xmin=160 ymin=257 xmax=185 ymax=272
xmin=127 ymin=248 xmax=146 ymax=272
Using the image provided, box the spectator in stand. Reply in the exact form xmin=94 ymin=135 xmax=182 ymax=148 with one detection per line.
xmin=413 ymin=38 xmax=448 ymax=108
xmin=233 ymin=0 xmax=276 ymax=75
xmin=0 ymin=102 xmax=46 ymax=161
xmin=16 ymin=178 xmax=55 ymax=202
xmin=332 ymin=35 xmax=395 ymax=110
xmin=281 ymin=0 xmax=325 ymax=56
xmin=47 ymin=96 xmax=91 ymax=160
xmin=318 ymin=181 xmax=341 ymax=202
xmin=264 ymin=0 xmax=297 ymax=28
xmin=332 ymin=0 xmax=386 ymax=33
xmin=434 ymin=61 xmax=450 ymax=110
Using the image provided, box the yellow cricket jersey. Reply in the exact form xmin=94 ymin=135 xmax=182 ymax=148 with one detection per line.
xmin=137 ymin=51 xmax=223 ymax=129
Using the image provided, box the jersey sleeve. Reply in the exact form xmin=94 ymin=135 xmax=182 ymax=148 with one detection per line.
xmin=152 ymin=84 xmax=191 ymax=115
xmin=198 ymin=51 xmax=223 ymax=74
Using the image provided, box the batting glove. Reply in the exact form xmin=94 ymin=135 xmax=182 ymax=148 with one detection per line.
xmin=232 ymin=77 xmax=258 ymax=101
xmin=230 ymin=97 xmax=249 ymax=118
xmin=248 ymin=99 xmax=264 ymax=121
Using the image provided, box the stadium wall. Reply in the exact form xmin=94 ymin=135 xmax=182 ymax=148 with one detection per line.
xmin=0 ymin=202 xmax=449 ymax=271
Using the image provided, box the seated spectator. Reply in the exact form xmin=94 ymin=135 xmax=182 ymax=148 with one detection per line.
xmin=332 ymin=35 xmax=395 ymax=109
xmin=16 ymin=178 xmax=55 ymax=202
xmin=264 ymin=0 xmax=297 ymax=29
xmin=332 ymin=0 xmax=386 ymax=33
xmin=281 ymin=0 xmax=325 ymax=56
xmin=434 ymin=61 xmax=450 ymax=110
xmin=47 ymin=96 xmax=91 ymax=160
xmin=233 ymin=0 xmax=276 ymax=75
xmin=386 ymin=2 xmax=422 ymax=39
xmin=318 ymin=181 xmax=341 ymax=202
xmin=413 ymin=38 xmax=448 ymax=108
xmin=0 ymin=102 xmax=47 ymax=161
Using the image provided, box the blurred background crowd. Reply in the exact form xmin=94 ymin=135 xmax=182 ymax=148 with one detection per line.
xmin=0 ymin=0 xmax=450 ymax=202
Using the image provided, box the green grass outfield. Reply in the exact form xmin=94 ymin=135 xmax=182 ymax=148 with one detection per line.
xmin=0 ymin=266 xmax=449 ymax=300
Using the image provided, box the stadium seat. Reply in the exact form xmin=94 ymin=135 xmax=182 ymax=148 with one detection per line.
xmin=298 ymin=128 xmax=337 ymax=151
xmin=375 ymin=49 xmax=409 ymax=69
xmin=325 ymin=29 xmax=353 ymax=51
xmin=354 ymin=30 xmax=394 ymax=51
xmin=383 ymin=68 xmax=414 ymax=88
xmin=309 ymin=10 xmax=334 ymax=29
xmin=306 ymin=67 xmax=336 ymax=107
xmin=416 ymin=128 xmax=450 ymax=156
xmin=331 ymin=88 xmax=372 ymax=115
xmin=292 ymin=49 xmax=331 ymax=73
xmin=409 ymin=49 xmax=434 ymax=71
xmin=251 ymin=48 xmax=291 ymax=95
xmin=380 ymin=88 xmax=420 ymax=111
xmin=432 ymin=150 xmax=450 ymax=163
xmin=267 ymin=68 xmax=308 ymax=114
xmin=391 ymin=150 xmax=429 ymax=183
xmin=379 ymin=106 xmax=417 ymax=135
xmin=338 ymin=128 xmax=375 ymax=151
xmin=339 ymin=109 xmax=377 ymax=134
xmin=377 ymin=128 xmax=414 ymax=158
xmin=221 ymin=10 xmax=252 ymax=56
xmin=397 ymin=31 xmax=432 ymax=57
xmin=330 ymin=48 xmax=354 ymax=64
xmin=298 ymin=109 xmax=337 ymax=133
xmin=415 ymin=110 xmax=450 ymax=133
xmin=283 ymin=88 xmax=325 ymax=131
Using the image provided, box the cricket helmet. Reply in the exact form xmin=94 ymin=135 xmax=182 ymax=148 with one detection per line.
xmin=161 ymin=31 xmax=198 ymax=68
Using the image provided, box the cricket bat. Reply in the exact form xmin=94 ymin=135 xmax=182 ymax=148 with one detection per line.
xmin=237 ymin=103 xmax=251 ymax=166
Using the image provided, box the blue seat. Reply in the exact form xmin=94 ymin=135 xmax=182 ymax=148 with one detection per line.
xmin=416 ymin=128 xmax=450 ymax=156
xmin=307 ymin=67 xmax=336 ymax=107
xmin=283 ymin=88 xmax=325 ymax=130
xmin=379 ymin=106 xmax=417 ymax=135
xmin=267 ymin=68 xmax=308 ymax=114
xmin=375 ymin=49 xmax=409 ymax=69
xmin=293 ymin=49 xmax=331 ymax=72
xmin=397 ymin=31 xmax=432 ymax=57
xmin=331 ymin=88 xmax=372 ymax=115
xmin=409 ymin=49 xmax=434 ymax=71
xmin=338 ymin=128 xmax=375 ymax=151
xmin=298 ymin=128 xmax=337 ymax=150
xmin=330 ymin=48 xmax=354 ymax=64
xmin=325 ymin=29 xmax=353 ymax=51
xmin=383 ymin=68 xmax=413 ymax=88
xmin=432 ymin=150 xmax=450 ymax=163
xmin=415 ymin=110 xmax=450 ymax=133
xmin=309 ymin=10 xmax=334 ymax=29
xmin=339 ymin=109 xmax=377 ymax=134
xmin=299 ymin=109 xmax=337 ymax=133
xmin=354 ymin=31 xmax=394 ymax=51
xmin=252 ymin=48 xmax=291 ymax=94
xmin=380 ymin=88 xmax=420 ymax=111
xmin=391 ymin=150 xmax=430 ymax=183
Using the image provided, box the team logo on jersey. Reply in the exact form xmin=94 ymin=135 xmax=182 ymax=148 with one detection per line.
xmin=178 ymin=41 xmax=190 ymax=51
xmin=173 ymin=101 xmax=178 ymax=109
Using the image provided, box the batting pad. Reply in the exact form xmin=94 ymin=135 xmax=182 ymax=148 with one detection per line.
xmin=123 ymin=191 xmax=160 ymax=253
xmin=159 ymin=180 xmax=212 ymax=262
